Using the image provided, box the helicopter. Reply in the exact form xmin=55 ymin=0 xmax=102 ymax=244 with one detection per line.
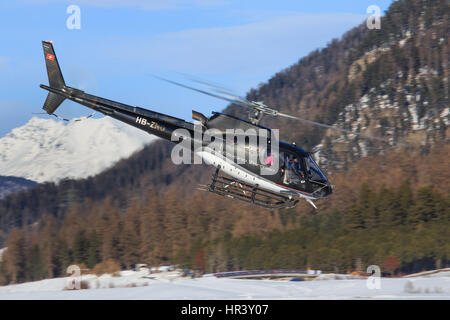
xmin=39 ymin=41 xmax=389 ymax=210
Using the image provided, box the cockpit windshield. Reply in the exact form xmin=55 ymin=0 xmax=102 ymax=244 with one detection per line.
xmin=305 ymin=156 xmax=328 ymax=183
xmin=280 ymin=150 xmax=329 ymax=186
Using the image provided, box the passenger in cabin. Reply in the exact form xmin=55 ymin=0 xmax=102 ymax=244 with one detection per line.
xmin=264 ymin=153 xmax=274 ymax=166
xmin=283 ymin=154 xmax=304 ymax=184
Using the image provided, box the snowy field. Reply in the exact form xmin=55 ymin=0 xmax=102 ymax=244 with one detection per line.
xmin=0 ymin=269 xmax=449 ymax=300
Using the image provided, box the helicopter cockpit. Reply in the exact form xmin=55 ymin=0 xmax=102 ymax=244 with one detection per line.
xmin=278 ymin=146 xmax=331 ymax=198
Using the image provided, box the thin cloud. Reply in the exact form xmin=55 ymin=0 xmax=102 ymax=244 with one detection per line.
xmin=103 ymin=12 xmax=365 ymax=75
xmin=15 ymin=0 xmax=228 ymax=10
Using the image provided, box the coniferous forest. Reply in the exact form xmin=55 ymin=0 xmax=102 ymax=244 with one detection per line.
xmin=0 ymin=142 xmax=448 ymax=285
xmin=0 ymin=0 xmax=449 ymax=284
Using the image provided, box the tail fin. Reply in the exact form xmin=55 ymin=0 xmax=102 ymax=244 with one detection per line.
xmin=41 ymin=41 xmax=66 ymax=114
xmin=42 ymin=41 xmax=65 ymax=88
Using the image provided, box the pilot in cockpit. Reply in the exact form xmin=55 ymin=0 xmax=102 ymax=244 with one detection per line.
xmin=283 ymin=154 xmax=305 ymax=185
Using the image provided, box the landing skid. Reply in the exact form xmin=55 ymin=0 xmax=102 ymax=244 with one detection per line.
xmin=198 ymin=167 xmax=299 ymax=210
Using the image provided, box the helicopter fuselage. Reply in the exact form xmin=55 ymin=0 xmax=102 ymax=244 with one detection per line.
xmin=40 ymin=84 xmax=333 ymax=202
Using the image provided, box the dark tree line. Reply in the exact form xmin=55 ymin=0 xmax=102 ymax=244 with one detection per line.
xmin=0 ymin=180 xmax=448 ymax=284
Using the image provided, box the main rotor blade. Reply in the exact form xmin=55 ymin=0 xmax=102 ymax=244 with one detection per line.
xmin=153 ymin=75 xmax=251 ymax=109
xmin=155 ymin=75 xmax=392 ymax=144
xmin=177 ymin=73 xmax=238 ymax=97
xmin=182 ymin=75 xmax=251 ymax=106
xmin=276 ymin=111 xmax=391 ymax=143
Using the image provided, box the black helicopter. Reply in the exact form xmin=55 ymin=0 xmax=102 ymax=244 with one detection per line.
xmin=39 ymin=41 xmax=387 ymax=210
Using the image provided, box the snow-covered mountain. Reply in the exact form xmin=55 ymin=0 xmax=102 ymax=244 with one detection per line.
xmin=0 ymin=117 xmax=157 ymax=183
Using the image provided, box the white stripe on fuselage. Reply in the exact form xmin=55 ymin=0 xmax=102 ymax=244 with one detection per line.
xmin=196 ymin=149 xmax=315 ymax=200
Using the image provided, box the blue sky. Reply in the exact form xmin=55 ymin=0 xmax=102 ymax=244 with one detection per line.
xmin=0 ymin=0 xmax=393 ymax=137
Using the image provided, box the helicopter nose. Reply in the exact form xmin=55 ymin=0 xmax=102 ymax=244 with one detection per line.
xmin=318 ymin=183 xmax=333 ymax=198
xmin=327 ymin=183 xmax=334 ymax=195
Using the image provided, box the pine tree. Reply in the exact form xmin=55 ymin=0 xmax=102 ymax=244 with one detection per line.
xmin=120 ymin=203 xmax=141 ymax=269
xmin=4 ymin=228 xmax=26 ymax=283
xmin=73 ymin=231 xmax=89 ymax=265
xmin=87 ymin=231 xmax=100 ymax=269
xmin=359 ymin=183 xmax=379 ymax=229
xmin=138 ymin=194 xmax=155 ymax=265
xmin=392 ymin=182 xmax=413 ymax=226
xmin=27 ymin=244 xmax=44 ymax=281
xmin=97 ymin=198 xmax=121 ymax=263
xmin=409 ymin=186 xmax=438 ymax=225
xmin=39 ymin=215 xmax=59 ymax=279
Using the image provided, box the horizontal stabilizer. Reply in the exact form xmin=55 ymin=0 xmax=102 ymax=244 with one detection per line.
xmin=43 ymin=91 xmax=66 ymax=115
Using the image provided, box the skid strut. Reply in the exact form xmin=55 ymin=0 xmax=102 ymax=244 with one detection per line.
xmin=199 ymin=167 xmax=299 ymax=210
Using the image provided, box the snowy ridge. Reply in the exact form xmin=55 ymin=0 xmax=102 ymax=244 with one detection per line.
xmin=0 ymin=176 xmax=37 ymax=199
xmin=0 ymin=117 xmax=157 ymax=183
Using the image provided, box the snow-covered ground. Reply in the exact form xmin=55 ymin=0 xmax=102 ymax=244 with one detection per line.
xmin=0 ymin=117 xmax=156 ymax=183
xmin=0 ymin=269 xmax=448 ymax=300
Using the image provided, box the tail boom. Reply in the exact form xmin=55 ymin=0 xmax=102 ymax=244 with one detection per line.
xmin=40 ymin=42 xmax=195 ymax=140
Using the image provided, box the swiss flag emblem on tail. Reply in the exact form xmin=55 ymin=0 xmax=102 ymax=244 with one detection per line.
xmin=46 ymin=54 xmax=55 ymax=61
